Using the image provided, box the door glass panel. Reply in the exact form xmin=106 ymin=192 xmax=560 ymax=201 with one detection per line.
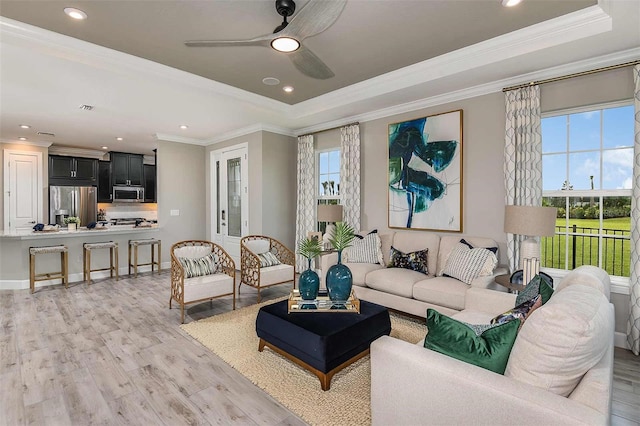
xmin=216 ymin=161 xmax=221 ymax=234
xmin=227 ymin=157 xmax=241 ymax=237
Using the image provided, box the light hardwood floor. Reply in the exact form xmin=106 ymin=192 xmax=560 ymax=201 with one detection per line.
xmin=1 ymin=271 xmax=639 ymax=425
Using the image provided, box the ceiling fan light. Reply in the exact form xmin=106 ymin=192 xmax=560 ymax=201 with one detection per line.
xmin=64 ymin=7 xmax=88 ymax=20
xmin=502 ymin=0 xmax=522 ymax=6
xmin=271 ymin=37 xmax=300 ymax=53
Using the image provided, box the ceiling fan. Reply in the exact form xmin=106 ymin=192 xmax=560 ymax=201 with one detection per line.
xmin=184 ymin=0 xmax=347 ymax=80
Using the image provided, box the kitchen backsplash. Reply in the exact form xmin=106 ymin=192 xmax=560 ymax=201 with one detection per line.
xmin=98 ymin=203 xmax=157 ymax=220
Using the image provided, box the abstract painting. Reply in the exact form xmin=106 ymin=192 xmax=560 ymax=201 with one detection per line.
xmin=388 ymin=109 xmax=463 ymax=232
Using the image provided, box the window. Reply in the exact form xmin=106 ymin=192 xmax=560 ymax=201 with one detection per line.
xmin=541 ymin=102 xmax=633 ymax=278
xmin=317 ymin=149 xmax=341 ymax=233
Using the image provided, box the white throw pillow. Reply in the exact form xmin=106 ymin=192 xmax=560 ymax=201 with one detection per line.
xmin=344 ymin=231 xmax=384 ymax=264
xmin=504 ymin=285 xmax=611 ymax=397
xmin=245 ymin=239 xmax=270 ymax=255
xmin=442 ymin=243 xmax=497 ymax=285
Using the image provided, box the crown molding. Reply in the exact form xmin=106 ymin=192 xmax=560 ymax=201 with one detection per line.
xmin=48 ymin=146 xmax=107 ymax=159
xmin=0 ymin=17 xmax=291 ymax=115
xmin=0 ymin=139 xmax=53 ymax=148
xmin=205 ymin=123 xmax=296 ymax=146
xmin=293 ymin=47 xmax=640 ymax=136
xmin=154 ymin=133 xmax=208 ymax=146
xmin=292 ymin=5 xmax=612 ymax=119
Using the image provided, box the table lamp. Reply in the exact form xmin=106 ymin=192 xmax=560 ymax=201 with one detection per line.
xmin=504 ymin=205 xmax=557 ymax=284
xmin=317 ymin=204 xmax=343 ymax=250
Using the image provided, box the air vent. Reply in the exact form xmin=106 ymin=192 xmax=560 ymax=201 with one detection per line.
xmin=79 ymin=104 xmax=94 ymax=110
xmin=37 ymin=131 xmax=55 ymax=137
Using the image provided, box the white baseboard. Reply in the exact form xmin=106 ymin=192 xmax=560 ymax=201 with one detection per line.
xmin=615 ymin=332 xmax=630 ymax=350
xmin=0 ymin=261 xmax=171 ymax=291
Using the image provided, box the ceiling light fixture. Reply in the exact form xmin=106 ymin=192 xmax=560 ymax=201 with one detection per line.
xmin=116 ymin=137 xmax=123 ymax=141
xmin=271 ymin=37 xmax=300 ymax=53
xmin=102 ymin=146 xmax=108 ymax=150
xmin=262 ymin=77 xmax=280 ymax=86
xmin=501 ymin=0 xmax=522 ymax=6
xmin=64 ymin=7 xmax=87 ymax=20
xmin=179 ymin=125 xmax=188 ymax=129
xmin=18 ymin=137 xmax=27 ymax=141
xmin=283 ymin=86 xmax=294 ymax=93
xmin=19 ymin=124 xmax=31 ymax=129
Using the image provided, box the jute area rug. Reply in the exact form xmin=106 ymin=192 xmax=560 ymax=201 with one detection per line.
xmin=181 ymin=298 xmax=426 ymax=426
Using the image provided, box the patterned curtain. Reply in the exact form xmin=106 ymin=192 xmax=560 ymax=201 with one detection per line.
xmin=340 ymin=124 xmax=361 ymax=231
xmin=295 ymin=135 xmax=315 ymax=271
xmin=627 ymin=64 xmax=640 ymax=355
xmin=504 ymin=85 xmax=543 ymax=273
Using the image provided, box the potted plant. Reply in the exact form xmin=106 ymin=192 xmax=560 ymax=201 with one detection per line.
xmin=326 ymin=221 xmax=356 ymax=302
xmin=297 ymin=237 xmax=322 ymax=300
xmin=64 ymin=216 xmax=80 ymax=231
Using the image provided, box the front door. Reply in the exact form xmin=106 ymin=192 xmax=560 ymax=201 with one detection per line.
xmin=211 ymin=145 xmax=248 ymax=267
xmin=3 ymin=150 xmax=43 ymax=230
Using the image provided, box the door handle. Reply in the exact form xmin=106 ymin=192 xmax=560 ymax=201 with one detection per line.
xmin=29 ymin=221 xmax=36 ymax=224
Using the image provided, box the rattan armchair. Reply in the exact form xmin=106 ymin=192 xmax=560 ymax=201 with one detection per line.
xmin=170 ymin=240 xmax=236 ymax=323
xmin=239 ymin=235 xmax=296 ymax=302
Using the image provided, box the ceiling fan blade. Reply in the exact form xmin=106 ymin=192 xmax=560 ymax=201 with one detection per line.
xmin=288 ymin=45 xmax=334 ymax=80
xmin=281 ymin=0 xmax=347 ymax=41
xmin=185 ymin=34 xmax=273 ymax=48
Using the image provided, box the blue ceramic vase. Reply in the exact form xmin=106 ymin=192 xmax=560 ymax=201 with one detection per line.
xmin=298 ymin=259 xmax=320 ymax=300
xmin=326 ymin=251 xmax=353 ymax=302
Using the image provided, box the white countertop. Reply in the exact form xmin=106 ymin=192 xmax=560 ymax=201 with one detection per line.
xmin=0 ymin=225 xmax=159 ymax=240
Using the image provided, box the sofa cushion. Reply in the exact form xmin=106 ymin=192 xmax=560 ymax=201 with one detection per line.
xmin=437 ymin=236 xmax=498 ymax=276
xmin=391 ymin=231 xmax=439 ymax=275
xmin=424 ymin=309 xmax=520 ymax=374
xmin=442 ymin=243 xmax=497 ymax=285
xmin=555 ymin=265 xmax=611 ymax=301
xmin=451 ymin=310 xmax=495 ymax=325
xmin=183 ymin=273 xmax=233 ymax=303
xmin=412 ymin=276 xmax=468 ymax=310
xmin=344 ymin=262 xmax=385 ymax=287
xmin=366 ymin=267 xmax=427 ymax=298
xmin=505 ymin=284 xmax=611 ymax=397
xmin=258 ymin=251 xmax=281 ymax=267
xmin=344 ymin=230 xmax=384 ymax=264
xmin=515 ymin=274 xmax=554 ymax=305
xmin=388 ymin=246 xmax=429 ymax=274
xmin=379 ymin=232 xmax=395 ymax=266
xmin=178 ymin=253 xmax=217 ymax=278
xmin=491 ymin=294 xmax=542 ymax=329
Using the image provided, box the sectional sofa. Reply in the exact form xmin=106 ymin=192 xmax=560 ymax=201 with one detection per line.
xmin=320 ymin=230 xmax=508 ymax=318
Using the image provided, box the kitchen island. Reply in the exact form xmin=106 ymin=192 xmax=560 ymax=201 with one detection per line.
xmin=0 ymin=225 xmax=161 ymax=290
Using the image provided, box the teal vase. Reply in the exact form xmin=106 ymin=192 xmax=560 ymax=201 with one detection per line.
xmin=326 ymin=250 xmax=353 ymax=302
xmin=298 ymin=259 xmax=320 ymax=300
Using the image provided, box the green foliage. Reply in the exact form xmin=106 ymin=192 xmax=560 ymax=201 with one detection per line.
xmin=297 ymin=237 xmax=322 ymax=260
xmin=329 ymin=222 xmax=355 ymax=252
xmin=64 ymin=216 xmax=80 ymax=225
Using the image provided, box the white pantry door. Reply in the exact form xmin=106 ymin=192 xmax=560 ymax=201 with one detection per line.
xmin=210 ymin=144 xmax=248 ymax=267
xmin=3 ymin=150 xmax=43 ymax=230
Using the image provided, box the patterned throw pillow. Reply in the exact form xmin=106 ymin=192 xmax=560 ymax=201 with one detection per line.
xmin=442 ymin=243 xmax=498 ymax=285
xmin=388 ymin=246 xmax=429 ymax=274
xmin=491 ymin=294 xmax=542 ymax=329
xmin=258 ymin=251 xmax=281 ymax=268
xmin=515 ymin=274 xmax=554 ymax=305
xmin=344 ymin=230 xmax=384 ymax=264
xmin=179 ymin=253 xmax=217 ymax=278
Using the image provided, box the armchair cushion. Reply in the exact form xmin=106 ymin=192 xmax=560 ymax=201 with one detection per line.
xmin=258 ymin=251 xmax=281 ymax=267
xmin=178 ymin=253 xmax=217 ymax=278
xmin=424 ymin=309 xmax=520 ymax=374
xmin=260 ymin=264 xmax=295 ymax=285
xmin=183 ymin=273 xmax=234 ymax=303
xmin=245 ymin=239 xmax=270 ymax=255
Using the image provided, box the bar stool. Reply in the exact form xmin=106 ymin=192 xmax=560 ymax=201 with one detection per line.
xmin=83 ymin=241 xmax=119 ymax=284
xmin=29 ymin=245 xmax=68 ymax=294
xmin=128 ymin=239 xmax=161 ymax=278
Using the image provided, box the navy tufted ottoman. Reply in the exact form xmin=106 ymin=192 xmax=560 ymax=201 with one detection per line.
xmin=256 ymin=299 xmax=391 ymax=390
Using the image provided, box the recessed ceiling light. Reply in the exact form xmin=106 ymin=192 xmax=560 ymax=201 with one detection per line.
xmin=64 ymin=7 xmax=87 ymax=20
xmin=18 ymin=137 xmax=27 ymax=141
xmin=501 ymin=0 xmax=522 ymax=6
xmin=116 ymin=137 xmax=123 ymax=141
xmin=19 ymin=124 xmax=31 ymax=129
xmin=79 ymin=104 xmax=94 ymax=110
xmin=283 ymin=86 xmax=294 ymax=93
xmin=179 ymin=125 xmax=188 ymax=129
xmin=271 ymin=37 xmax=300 ymax=53
xmin=102 ymin=146 xmax=108 ymax=150
xmin=262 ymin=77 xmax=280 ymax=86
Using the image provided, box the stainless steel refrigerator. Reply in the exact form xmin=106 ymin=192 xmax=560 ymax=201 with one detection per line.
xmin=49 ymin=186 xmax=97 ymax=226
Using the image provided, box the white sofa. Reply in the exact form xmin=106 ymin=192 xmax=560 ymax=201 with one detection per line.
xmin=320 ymin=231 xmax=508 ymax=318
xmin=370 ymin=265 xmax=614 ymax=425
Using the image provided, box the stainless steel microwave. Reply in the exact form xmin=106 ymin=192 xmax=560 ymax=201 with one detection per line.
xmin=113 ymin=186 xmax=144 ymax=203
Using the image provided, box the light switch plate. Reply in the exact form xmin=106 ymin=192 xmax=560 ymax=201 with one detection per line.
xmin=170 ymin=209 xmax=180 ymax=216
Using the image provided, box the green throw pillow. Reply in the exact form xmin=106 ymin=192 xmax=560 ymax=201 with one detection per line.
xmin=515 ymin=274 xmax=554 ymax=305
xmin=423 ymin=309 xmax=520 ymax=374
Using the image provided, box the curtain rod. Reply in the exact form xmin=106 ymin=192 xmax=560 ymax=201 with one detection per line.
xmin=298 ymin=121 xmax=360 ymax=138
xmin=502 ymin=60 xmax=640 ymax=92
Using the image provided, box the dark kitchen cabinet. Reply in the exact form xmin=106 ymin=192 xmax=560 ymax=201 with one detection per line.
xmin=111 ymin=152 xmax=144 ymax=186
xmin=97 ymin=161 xmax=112 ymax=203
xmin=49 ymin=155 xmax=98 ymax=185
xmin=144 ymin=164 xmax=156 ymax=203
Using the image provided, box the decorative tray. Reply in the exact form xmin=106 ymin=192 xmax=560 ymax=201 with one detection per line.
xmin=288 ymin=289 xmax=360 ymax=314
